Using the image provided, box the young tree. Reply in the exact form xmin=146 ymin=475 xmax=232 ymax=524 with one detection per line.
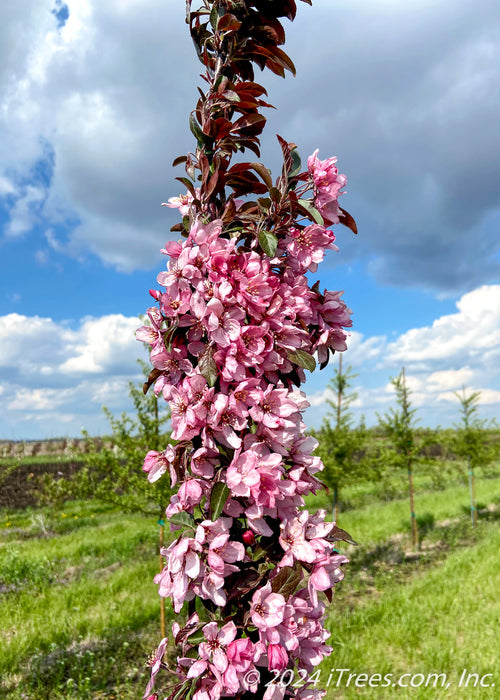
xmin=378 ymin=367 xmax=420 ymax=549
xmin=452 ymin=386 xmax=499 ymax=527
xmin=40 ymin=360 xmax=173 ymax=516
xmin=36 ymin=360 xmax=173 ymax=637
xmin=315 ymin=354 xmax=366 ymax=522
xmin=137 ymin=1 xmax=358 ymax=697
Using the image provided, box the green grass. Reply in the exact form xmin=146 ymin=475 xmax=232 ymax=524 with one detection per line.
xmin=322 ymin=521 xmax=500 ymax=698
xmin=1 ymin=472 xmax=499 ymax=699
xmin=306 ymin=474 xmax=500 ymax=545
xmin=0 ymin=503 xmax=170 ymax=699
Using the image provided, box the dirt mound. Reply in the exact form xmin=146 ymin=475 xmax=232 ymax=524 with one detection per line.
xmin=0 ymin=461 xmax=82 ymax=509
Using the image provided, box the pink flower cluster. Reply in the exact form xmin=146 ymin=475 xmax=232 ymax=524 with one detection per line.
xmin=139 ymin=151 xmax=351 ymax=699
xmin=307 ymin=149 xmax=347 ymax=225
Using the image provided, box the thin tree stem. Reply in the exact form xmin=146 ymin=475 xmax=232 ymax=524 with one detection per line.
xmin=159 ymin=523 xmax=166 ymax=638
xmin=408 ymin=465 xmax=419 ymax=549
xmin=336 ymin=352 xmax=343 ymax=429
xmin=468 ymin=456 xmax=477 ymax=528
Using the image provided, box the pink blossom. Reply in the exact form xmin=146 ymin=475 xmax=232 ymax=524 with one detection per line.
xmin=188 ymin=218 xmax=223 ymax=246
xmin=263 ymin=684 xmax=286 ymax=700
xmin=279 ymin=512 xmax=318 ymax=566
xmin=140 ymin=139 xmax=353 ymax=699
xmin=169 ymin=385 xmax=199 ymax=441
xmin=143 ymin=637 xmax=168 ymax=698
xmin=204 ymin=298 xmax=244 ymax=347
xmin=226 ymin=449 xmax=261 ymax=497
xmin=158 ymin=287 xmax=191 ymax=318
xmin=308 ymin=552 xmax=348 ymax=605
xmin=296 ymin=689 xmax=327 ymax=699
xmin=190 ymin=671 xmax=223 ymax=700
xmin=195 ymin=517 xmax=232 ymax=545
xmin=198 ymin=621 xmax=237 ymax=673
xmin=155 ymin=538 xmax=203 ymax=612
xmin=209 ymin=394 xmax=247 ymax=449
xmin=199 ymin=570 xmax=227 ymax=607
xmin=207 ymin=533 xmax=245 ymax=576
xmin=191 ymin=447 xmax=217 ymax=479
xmin=142 ymin=445 xmax=175 ymax=484
xmin=150 ymin=346 xmax=193 ymax=390
xmin=250 ymin=584 xmax=286 ymax=630
xmin=177 ymin=478 xmax=207 ymax=510
xmin=162 ymin=188 xmax=200 ymax=216
xmin=249 ymin=385 xmax=298 ymax=429
xmin=307 ymin=149 xmax=347 ymax=224
xmin=136 ymin=307 xmax=164 ymax=347
xmin=286 ymin=224 xmax=337 ymax=272
xmin=267 ymin=643 xmax=288 ymax=671
xmin=226 ymin=637 xmax=256 ymax=672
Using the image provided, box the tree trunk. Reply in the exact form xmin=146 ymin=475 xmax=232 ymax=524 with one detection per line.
xmin=408 ymin=465 xmax=419 ymax=549
xmin=468 ymin=457 xmax=477 ymax=527
xmin=336 ymin=352 xmax=343 ymax=429
xmin=159 ymin=522 xmax=166 ymax=638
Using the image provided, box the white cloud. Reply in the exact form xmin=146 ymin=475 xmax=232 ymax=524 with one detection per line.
xmin=1 ymin=0 xmax=499 ymax=288
xmin=58 ymin=314 xmax=140 ymax=374
xmin=4 ymin=184 xmax=46 ymax=237
xmin=8 ymin=387 xmax=70 ymax=411
xmin=307 ymin=388 xmax=335 ymax=409
xmin=0 ymin=0 xmax=196 ymax=265
xmin=306 ymin=285 xmax=500 ymax=427
xmin=344 ymin=331 xmax=386 ymax=366
xmin=2 ymin=283 xmax=500 ymax=437
xmin=386 ymin=285 xmax=500 ymax=370
xmin=438 ymin=388 xmax=500 ymax=406
xmin=426 ymin=368 xmax=475 ymax=392
xmin=0 ymin=311 xmax=146 ymax=438
xmin=0 ymin=176 xmax=16 ymax=197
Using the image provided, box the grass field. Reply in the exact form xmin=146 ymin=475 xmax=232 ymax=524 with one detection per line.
xmin=1 ymin=467 xmax=499 ymax=699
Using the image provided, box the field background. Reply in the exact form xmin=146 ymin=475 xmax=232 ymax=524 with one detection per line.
xmin=1 ymin=439 xmax=499 ymax=699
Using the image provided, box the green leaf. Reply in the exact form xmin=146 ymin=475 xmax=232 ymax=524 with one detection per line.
xmin=298 ymin=198 xmax=324 ymax=225
xmin=187 ymin=630 xmax=205 ymax=646
xmin=210 ymin=482 xmax=230 ymax=521
xmin=258 ymin=230 xmax=278 ymax=258
xmin=257 ymin=197 xmax=272 ymax=212
xmin=189 ymin=112 xmax=207 ymax=145
xmin=269 ymin=187 xmax=281 ymax=203
xmin=186 ymin=679 xmax=197 ymax=700
xmin=170 ymin=512 xmax=195 ymax=529
xmin=164 ymin=321 xmax=179 ymax=352
xmin=289 ymin=149 xmax=302 ymax=178
xmin=209 ymin=4 xmax=219 ymax=31
xmin=172 ymin=682 xmax=192 ymax=700
xmin=198 ymin=345 xmax=218 ymax=388
xmin=287 ymin=349 xmax=317 ymax=372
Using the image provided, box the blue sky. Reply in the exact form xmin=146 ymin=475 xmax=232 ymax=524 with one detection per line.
xmin=1 ymin=0 xmax=500 ymax=439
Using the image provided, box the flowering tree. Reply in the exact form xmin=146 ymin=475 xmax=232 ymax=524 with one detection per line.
xmin=137 ymin=1 xmax=357 ymax=698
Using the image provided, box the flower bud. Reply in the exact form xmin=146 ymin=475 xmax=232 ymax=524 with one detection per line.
xmin=242 ymin=529 xmax=255 ymax=546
